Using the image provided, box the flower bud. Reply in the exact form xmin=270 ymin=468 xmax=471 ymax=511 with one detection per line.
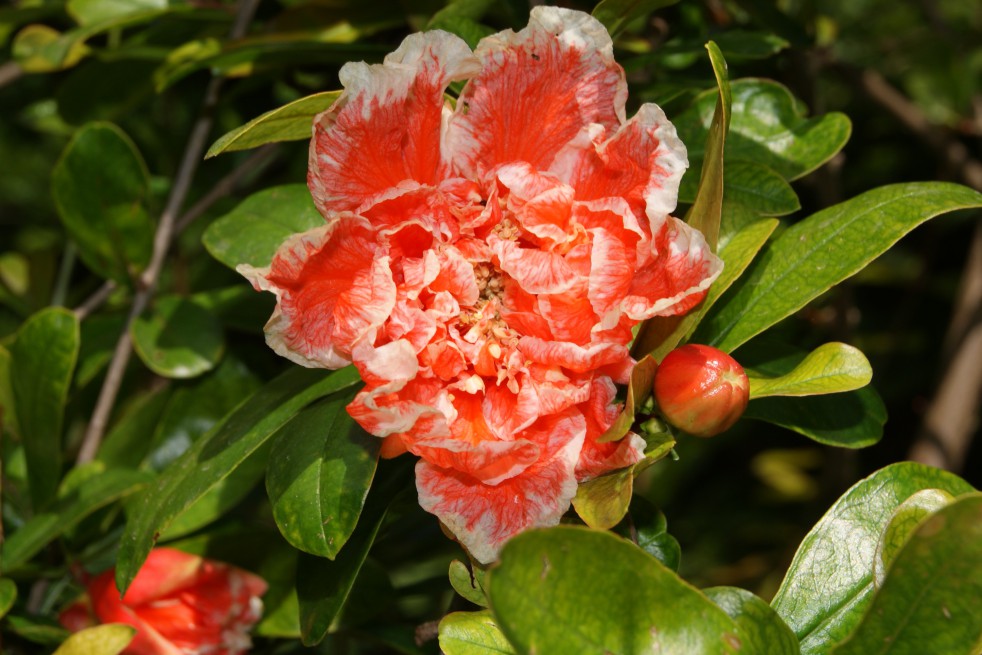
xmin=653 ymin=344 xmax=749 ymax=438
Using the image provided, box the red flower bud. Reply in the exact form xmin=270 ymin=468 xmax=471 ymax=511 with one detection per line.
xmin=59 ymin=548 xmax=267 ymax=655
xmin=653 ymin=344 xmax=749 ymax=438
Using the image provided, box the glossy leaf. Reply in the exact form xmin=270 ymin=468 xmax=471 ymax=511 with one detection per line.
xmin=592 ymin=0 xmax=680 ymax=38
xmin=440 ymin=611 xmax=516 ymax=655
xmin=449 ymin=560 xmax=488 ymax=608
xmin=67 ymin=0 xmax=166 ymax=25
xmin=614 ymin=497 xmax=680 ymax=571
xmin=747 ymin=342 xmax=872 ymax=398
xmin=9 ymin=307 xmax=79 ymax=510
xmin=52 ymin=624 xmax=136 ymax=655
xmin=116 ymin=366 xmax=361 ymax=594
xmin=770 ymin=463 xmax=976 ymax=655
xmin=705 ymin=586 xmax=799 ymax=655
xmin=873 ymin=488 xmax=954 ymax=588
xmin=131 ymin=296 xmax=224 ymax=379
xmin=0 ymin=579 xmax=17 ymax=620
xmin=206 ymin=91 xmax=341 ymax=158
xmin=51 ymin=122 xmax=153 ymax=284
xmin=675 ymin=79 xmax=851 ymax=181
xmin=266 ymin=393 xmax=379 ymax=558
xmin=696 ymin=183 xmax=982 ymax=353
xmin=202 ymin=184 xmax=324 ymax=270
xmin=2 ymin=468 xmax=151 ymax=571
xmin=680 ymin=160 xmax=799 ymax=216
xmin=571 ymin=467 xmax=633 ymax=530
xmin=298 ymin=460 xmax=410 ymax=646
xmin=744 ymin=387 xmax=886 ymax=448
xmin=488 ymin=527 xmax=741 ymax=654
xmin=830 ymin=494 xmax=982 ymax=655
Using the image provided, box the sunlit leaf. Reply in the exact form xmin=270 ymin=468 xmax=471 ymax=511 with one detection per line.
xmin=747 ymin=342 xmax=871 ymax=398
xmin=52 ymin=624 xmax=136 ymax=655
xmin=440 ymin=611 xmax=516 ymax=655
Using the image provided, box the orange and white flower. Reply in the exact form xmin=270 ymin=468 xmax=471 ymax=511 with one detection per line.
xmin=242 ymin=7 xmax=722 ymax=563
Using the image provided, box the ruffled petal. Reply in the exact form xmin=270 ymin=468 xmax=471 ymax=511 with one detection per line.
xmin=239 ymin=215 xmax=396 ymax=369
xmin=575 ymin=378 xmax=646 ymax=480
xmin=449 ymin=6 xmax=625 ymax=181
xmin=415 ymin=408 xmax=586 ymax=563
xmin=622 ymin=215 xmax=724 ymax=320
xmin=552 ymin=103 xmax=688 ymax=223
xmin=309 ymin=31 xmax=480 ymax=214
xmin=489 ymin=234 xmax=577 ymax=295
xmin=518 ymin=336 xmax=629 ymax=373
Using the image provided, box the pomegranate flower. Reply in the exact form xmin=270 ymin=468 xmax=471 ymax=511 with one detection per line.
xmin=242 ymin=7 xmax=722 ymax=563
xmin=59 ymin=548 xmax=267 ymax=655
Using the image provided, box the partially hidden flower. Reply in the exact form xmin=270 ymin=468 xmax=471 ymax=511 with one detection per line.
xmin=653 ymin=344 xmax=749 ymax=438
xmin=241 ymin=7 xmax=722 ymax=563
xmin=59 ymin=548 xmax=267 ymax=655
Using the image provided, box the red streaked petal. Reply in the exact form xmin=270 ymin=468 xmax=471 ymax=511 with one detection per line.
xmin=240 ymin=215 xmax=396 ymax=369
xmin=309 ymin=31 xmax=479 ymax=214
xmin=118 ymin=548 xmax=205 ymax=606
xmin=415 ymin=408 xmax=586 ymax=563
xmin=410 ymin=437 xmax=540 ymax=485
xmin=449 ymin=6 xmax=625 ymax=181
xmin=518 ymin=336 xmax=629 ymax=373
xmin=623 ymin=214 xmax=723 ymax=320
xmin=553 ymin=103 xmax=688 ymax=222
xmin=490 ymin=235 xmax=577 ymax=295
xmin=575 ymin=378 xmax=645 ymax=481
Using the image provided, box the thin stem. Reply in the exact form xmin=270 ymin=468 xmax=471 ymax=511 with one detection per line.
xmin=50 ymin=243 xmax=77 ymax=307
xmin=76 ymin=0 xmax=261 ymax=465
xmin=74 ymin=281 xmax=118 ymax=321
xmin=0 ymin=62 xmax=22 ymax=90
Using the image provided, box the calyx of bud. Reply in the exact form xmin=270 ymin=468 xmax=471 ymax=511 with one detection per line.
xmin=653 ymin=344 xmax=749 ymax=438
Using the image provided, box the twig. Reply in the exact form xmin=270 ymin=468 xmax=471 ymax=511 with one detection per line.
xmin=0 ymin=62 xmax=22 ymax=90
xmin=74 ymin=281 xmax=118 ymax=321
xmin=75 ymin=0 xmax=262 ymax=465
xmin=174 ymin=143 xmax=280 ymax=234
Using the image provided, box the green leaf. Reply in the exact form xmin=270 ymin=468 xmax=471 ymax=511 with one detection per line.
xmin=298 ymin=460 xmax=410 ymax=646
xmin=680 ymin=160 xmax=800 ymax=217
xmin=747 ymin=342 xmax=871 ymax=398
xmin=675 ymin=79 xmax=851 ymax=181
xmin=705 ymin=587 xmax=799 ymax=655
xmin=9 ymin=307 xmax=79 ymax=510
xmin=202 ymin=184 xmax=324 ymax=270
xmin=873 ymin=488 xmax=954 ymax=587
xmin=571 ymin=467 xmax=633 ymax=530
xmin=52 ymin=624 xmax=136 ymax=655
xmin=488 ymin=526 xmax=741 ymax=654
xmin=51 ymin=122 xmax=153 ymax=284
xmin=0 ymin=578 xmax=17 ymax=620
xmin=3 ymin=468 xmax=151 ymax=571
xmin=116 ymin=366 xmax=361 ymax=594
xmin=206 ymin=91 xmax=341 ymax=158
xmin=613 ymin=496 xmax=680 ymax=571
xmin=5 ymin=615 xmax=70 ymax=645
xmin=131 ymin=296 xmax=225 ymax=379
xmin=440 ymin=611 xmax=516 ymax=655
xmin=770 ymin=463 xmax=976 ymax=655
xmin=695 ymin=183 xmax=982 ymax=353
xmin=12 ymin=24 xmax=90 ymax=72
xmin=449 ymin=560 xmax=488 ymax=607
xmin=67 ymin=0 xmax=167 ymax=26
xmin=744 ymin=387 xmax=886 ymax=448
xmin=0 ymin=346 xmax=21 ymax=438
xmin=831 ymin=494 xmax=982 ymax=655
xmin=266 ymin=393 xmax=379 ymax=558
xmin=591 ymin=0 xmax=680 ymax=38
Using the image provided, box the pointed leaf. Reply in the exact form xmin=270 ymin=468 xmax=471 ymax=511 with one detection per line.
xmin=116 ymin=366 xmax=361 ymax=594
xmin=748 ymin=342 xmax=871 ymax=398
xmin=744 ymin=387 xmax=886 ymax=448
xmin=597 ymin=355 xmax=655 ymax=443
xmin=0 ymin=579 xmax=17 ymax=620
xmin=10 ymin=308 xmax=79 ymax=510
xmin=770 ymin=463 xmax=976 ymax=655
xmin=440 ymin=611 xmax=516 ymax=655
xmin=202 ymin=184 xmax=324 ymax=270
xmin=206 ymin=91 xmax=341 ymax=158
xmin=705 ymin=586 xmax=799 ymax=655
xmin=680 ymin=160 xmax=800 ymax=216
xmin=571 ymin=467 xmax=633 ymax=530
xmin=830 ymin=494 xmax=982 ymax=655
xmin=613 ymin=497 xmax=680 ymax=571
xmin=52 ymin=624 xmax=136 ymax=655
xmin=488 ymin=526 xmax=742 ymax=654
xmin=266 ymin=394 xmax=379 ymax=558
xmin=449 ymin=560 xmax=488 ymax=608
xmin=696 ymin=183 xmax=982 ymax=353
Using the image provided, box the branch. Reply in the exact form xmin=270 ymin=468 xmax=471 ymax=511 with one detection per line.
xmin=0 ymin=62 xmax=22 ymax=90
xmin=76 ymin=0 xmax=262 ymax=465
